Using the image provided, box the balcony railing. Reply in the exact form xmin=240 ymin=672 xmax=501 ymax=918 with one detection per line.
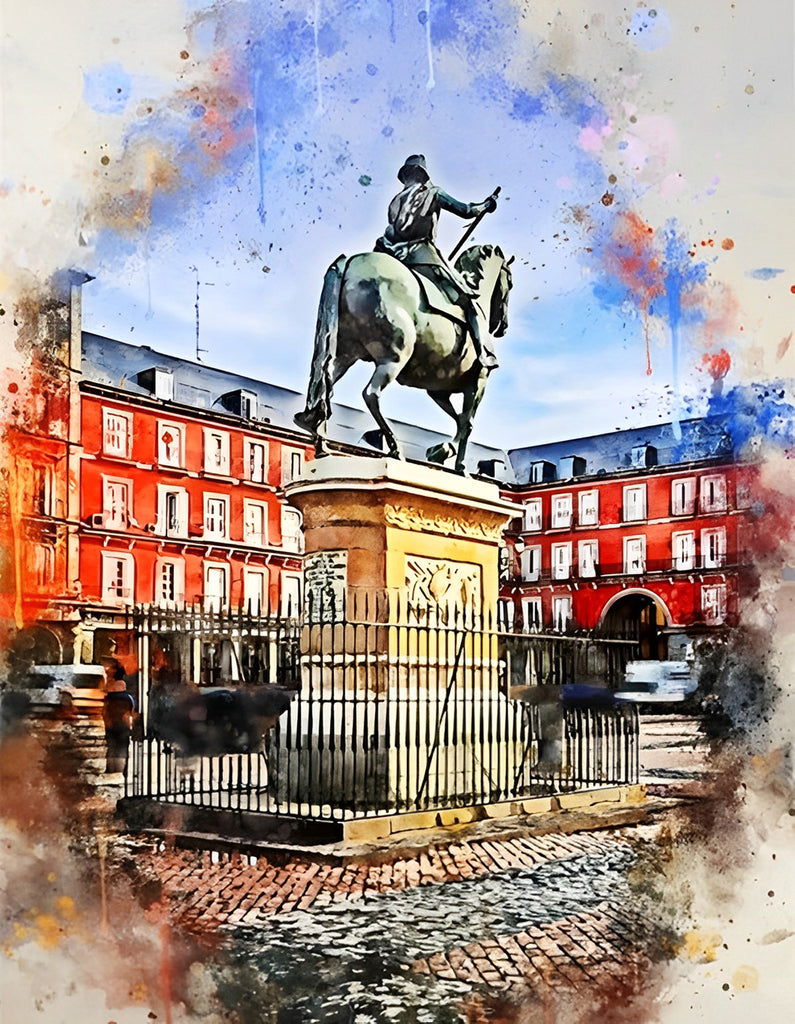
xmin=510 ymin=557 xmax=738 ymax=584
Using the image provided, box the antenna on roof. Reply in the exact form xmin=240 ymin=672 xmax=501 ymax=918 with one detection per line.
xmin=190 ymin=266 xmax=214 ymax=361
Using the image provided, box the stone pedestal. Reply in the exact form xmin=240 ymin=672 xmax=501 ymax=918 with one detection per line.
xmin=270 ymin=456 xmax=521 ymax=814
xmin=285 ymin=455 xmax=516 ymax=623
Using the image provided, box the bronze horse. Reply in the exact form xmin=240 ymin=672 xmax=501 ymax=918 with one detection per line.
xmin=294 ymin=244 xmax=513 ymax=473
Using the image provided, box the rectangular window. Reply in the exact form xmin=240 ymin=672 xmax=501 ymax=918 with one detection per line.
xmin=102 ymin=409 xmax=132 ymax=458
xmin=550 ymin=493 xmax=572 ymax=528
xmin=551 ymin=542 xmax=572 ymax=580
xmin=671 ymin=477 xmax=695 ymax=516
xmin=281 ymin=574 xmax=302 ymax=617
xmin=578 ymin=490 xmax=599 ymax=526
xmin=702 ymin=584 xmax=727 ymax=625
xmin=520 ymin=545 xmax=542 ymax=582
xmin=157 ymin=421 xmax=185 ymax=468
xmin=36 ymin=545 xmax=55 ymax=586
xmin=578 ymin=540 xmax=599 ymax=578
xmin=204 ymin=563 xmax=229 ymax=613
xmin=157 ymin=486 xmax=188 ymax=537
xmin=244 ymin=568 xmax=267 ymax=615
xmin=281 ymin=506 xmax=303 ymax=552
xmin=155 ymin=559 xmax=185 ymax=606
xmin=623 ymin=485 xmax=647 ymax=522
xmin=101 ymin=552 xmax=134 ymax=605
xmin=624 ymin=536 xmax=646 ymax=574
xmin=701 ymin=528 xmax=726 ymax=569
xmin=154 ymin=369 xmax=173 ymax=401
xmin=282 ymin=447 xmax=305 ymax=485
xmin=103 ymin=478 xmax=131 ymax=530
xmin=700 ymin=474 xmax=727 ymax=513
xmin=521 ymin=596 xmax=542 ymax=632
xmin=204 ymin=495 xmax=229 ymax=540
xmin=498 ymin=599 xmax=516 ymax=632
xmin=672 ymin=531 xmax=696 ymax=571
xmin=523 ymin=498 xmax=542 ymax=532
xmin=33 ymin=465 xmax=54 ymax=517
xmin=552 ymin=596 xmax=572 ymax=632
xmin=204 ymin=429 xmax=230 ymax=475
xmin=244 ymin=501 xmax=268 ymax=547
xmin=246 ymin=439 xmax=268 ymax=483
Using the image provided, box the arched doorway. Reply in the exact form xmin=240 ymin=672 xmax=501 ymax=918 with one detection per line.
xmin=599 ymin=591 xmax=670 ymax=660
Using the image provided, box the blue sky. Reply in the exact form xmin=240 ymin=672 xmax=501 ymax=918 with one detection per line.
xmin=4 ymin=0 xmax=792 ymax=448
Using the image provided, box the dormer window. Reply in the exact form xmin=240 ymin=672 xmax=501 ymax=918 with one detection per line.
xmin=631 ymin=444 xmax=657 ymax=468
xmin=530 ymin=460 xmax=556 ymax=484
xmin=137 ymin=367 xmax=174 ymax=401
xmin=221 ymin=389 xmax=258 ymax=419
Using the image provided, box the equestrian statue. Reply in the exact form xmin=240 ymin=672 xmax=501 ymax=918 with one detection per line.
xmin=294 ymin=155 xmax=514 ymax=474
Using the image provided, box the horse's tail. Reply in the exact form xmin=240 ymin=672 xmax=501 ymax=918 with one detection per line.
xmin=294 ymin=254 xmax=346 ymax=434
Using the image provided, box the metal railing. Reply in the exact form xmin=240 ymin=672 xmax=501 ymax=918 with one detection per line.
xmin=125 ymin=601 xmax=640 ymax=822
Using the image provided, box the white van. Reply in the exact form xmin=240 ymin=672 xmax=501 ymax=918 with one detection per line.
xmin=614 ymin=660 xmax=697 ymax=703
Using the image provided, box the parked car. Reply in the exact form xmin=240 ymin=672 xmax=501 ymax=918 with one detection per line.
xmin=614 ymin=660 xmax=697 ymax=704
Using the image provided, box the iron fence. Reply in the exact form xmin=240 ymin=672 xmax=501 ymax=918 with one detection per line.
xmin=125 ymin=602 xmax=640 ymax=822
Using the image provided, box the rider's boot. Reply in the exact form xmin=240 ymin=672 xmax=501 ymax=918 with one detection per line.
xmin=467 ymin=307 xmax=498 ymax=371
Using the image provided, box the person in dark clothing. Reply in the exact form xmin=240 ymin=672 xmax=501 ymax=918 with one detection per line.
xmin=102 ymin=660 xmax=136 ymax=773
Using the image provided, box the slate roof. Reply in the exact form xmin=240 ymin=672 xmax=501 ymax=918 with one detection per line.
xmin=81 ymin=333 xmax=513 ymax=478
xmin=508 ymin=417 xmax=735 ymax=485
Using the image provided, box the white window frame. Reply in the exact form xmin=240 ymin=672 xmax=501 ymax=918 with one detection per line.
xmin=281 ymin=506 xmax=303 ymax=552
xmin=282 ymin=446 xmax=305 ymax=485
xmin=203 ymin=493 xmax=229 ymax=540
xmin=33 ymin=464 xmax=55 ymax=517
xmin=701 ymin=527 xmax=726 ymax=569
xmin=153 ymin=369 xmax=173 ymax=401
xmin=578 ymin=539 xmax=599 ymax=578
xmin=671 ymin=477 xmax=695 ymax=516
xmin=281 ymin=573 xmax=302 ymax=617
xmin=245 ymin=438 xmax=269 ymax=484
xmin=523 ymin=498 xmax=542 ymax=532
xmin=550 ymin=493 xmax=573 ymax=529
xmin=243 ymin=567 xmax=268 ymax=615
xmin=499 ymin=599 xmax=516 ymax=632
xmin=520 ymin=545 xmax=542 ymax=582
xmin=101 ymin=551 xmax=135 ymax=606
xmin=623 ymin=485 xmax=647 ymax=522
xmin=157 ymin=420 xmax=185 ymax=469
xmin=623 ymin=535 xmax=646 ymax=574
xmin=203 ymin=428 xmax=231 ymax=476
xmin=36 ymin=544 xmax=55 ymax=586
xmin=102 ymin=409 xmax=132 ymax=459
xmin=155 ymin=557 xmax=185 ymax=606
xmin=672 ymin=531 xmax=696 ymax=571
xmin=157 ymin=485 xmax=189 ymax=538
xmin=700 ymin=474 xmax=727 ymax=513
xmin=578 ymin=490 xmax=599 ymax=526
xmin=552 ymin=596 xmax=572 ymax=632
xmin=203 ymin=562 xmax=229 ymax=613
xmin=102 ymin=477 xmax=132 ymax=530
xmin=243 ymin=499 xmax=268 ymax=547
xmin=551 ymin=542 xmax=572 ymax=580
xmin=521 ymin=596 xmax=543 ymax=633
xmin=702 ymin=584 xmax=727 ymax=625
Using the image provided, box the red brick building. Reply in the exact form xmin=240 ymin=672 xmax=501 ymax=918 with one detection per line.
xmin=499 ymin=424 xmax=757 ymax=657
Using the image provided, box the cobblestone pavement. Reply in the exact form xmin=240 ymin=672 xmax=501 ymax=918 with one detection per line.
xmin=117 ymin=823 xmax=673 ymax=1021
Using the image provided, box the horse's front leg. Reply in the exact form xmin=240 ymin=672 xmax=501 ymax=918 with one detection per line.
xmin=453 ymin=371 xmax=488 ymax=474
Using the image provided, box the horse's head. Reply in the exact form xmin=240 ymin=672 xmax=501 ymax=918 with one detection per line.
xmin=456 ymin=244 xmax=514 ymax=338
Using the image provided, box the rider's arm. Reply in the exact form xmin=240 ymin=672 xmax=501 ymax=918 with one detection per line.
xmin=437 ymin=189 xmax=498 ymax=219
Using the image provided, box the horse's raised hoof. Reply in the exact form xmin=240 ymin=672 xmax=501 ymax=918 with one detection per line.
xmin=426 ymin=441 xmax=456 ymax=465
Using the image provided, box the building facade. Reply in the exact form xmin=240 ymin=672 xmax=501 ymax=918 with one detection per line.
xmin=3 ymin=278 xmax=757 ymax=679
xmin=499 ymin=423 xmax=758 ymax=657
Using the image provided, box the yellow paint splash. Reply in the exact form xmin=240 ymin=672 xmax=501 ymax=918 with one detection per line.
xmin=34 ymin=913 xmax=64 ymax=950
xmin=681 ymin=930 xmax=723 ymax=963
xmin=732 ymin=964 xmax=759 ymax=992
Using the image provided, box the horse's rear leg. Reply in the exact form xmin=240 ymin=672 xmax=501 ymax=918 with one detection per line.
xmin=363 ymin=359 xmax=408 ymax=459
xmin=313 ymin=353 xmax=357 ymax=457
xmin=453 ymin=371 xmax=488 ymax=474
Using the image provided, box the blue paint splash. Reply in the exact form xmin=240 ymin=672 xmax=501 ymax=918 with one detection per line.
xmin=627 ymin=6 xmax=673 ymax=51
xmin=83 ymin=62 xmax=132 ymax=115
xmin=747 ymin=268 xmax=784 ymax=280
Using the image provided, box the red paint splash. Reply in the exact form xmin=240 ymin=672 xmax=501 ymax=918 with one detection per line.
xmin=700 ymin=349 xmax=732 ymax=380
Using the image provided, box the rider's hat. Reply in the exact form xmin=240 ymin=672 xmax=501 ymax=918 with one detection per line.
xmin=398 ymin=154 xmax=430 ymax=184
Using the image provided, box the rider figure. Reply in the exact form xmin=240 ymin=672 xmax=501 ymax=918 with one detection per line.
xmin=374 ymin=155 xmax=499 ymax=371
